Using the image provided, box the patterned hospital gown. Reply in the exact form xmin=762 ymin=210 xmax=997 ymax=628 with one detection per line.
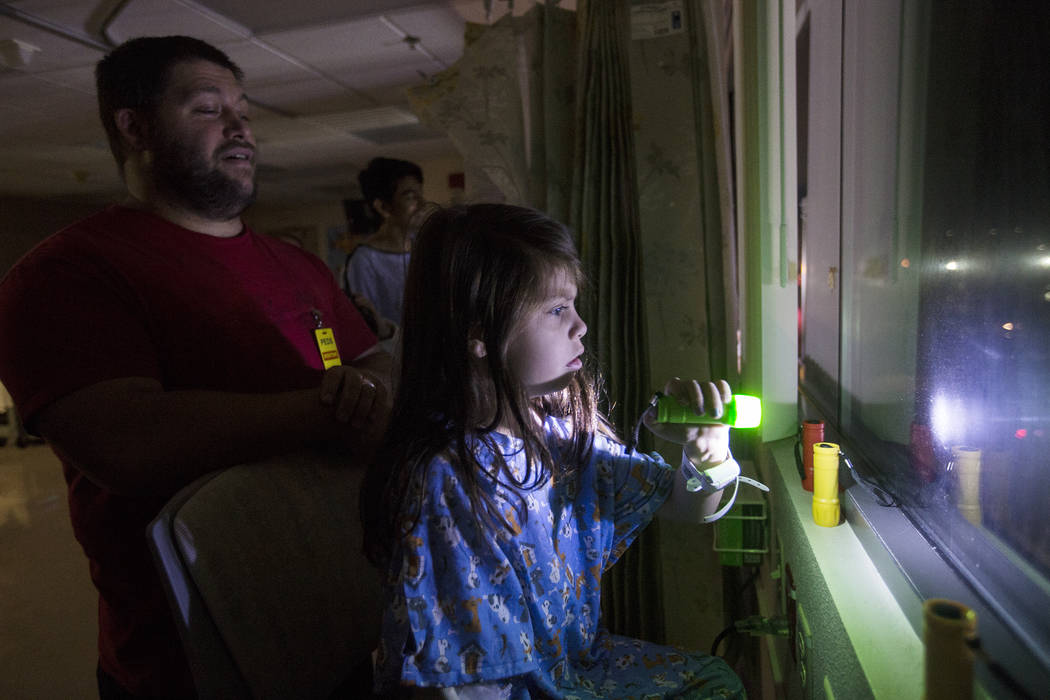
xmin=374 ymin=416 xmax=745 ymax=699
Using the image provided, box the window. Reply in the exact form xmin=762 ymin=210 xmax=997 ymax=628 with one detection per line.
xmin=797 ymin=0 xmax=1050 ymax=694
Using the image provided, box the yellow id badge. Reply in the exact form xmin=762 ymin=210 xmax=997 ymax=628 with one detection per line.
xmin=314 ymin=327 xmax=342 ymax=369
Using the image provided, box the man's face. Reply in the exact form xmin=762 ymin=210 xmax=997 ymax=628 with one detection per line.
xmin=147 ymin=59 xmax=257 ymax=220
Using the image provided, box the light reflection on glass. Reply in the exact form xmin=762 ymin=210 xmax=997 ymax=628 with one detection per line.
xmin=931 ymin=395 xmax=969 ymax=450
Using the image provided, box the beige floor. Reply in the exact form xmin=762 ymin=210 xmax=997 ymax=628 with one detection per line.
xmin=0 ymin=440 xmax=99 ymax=699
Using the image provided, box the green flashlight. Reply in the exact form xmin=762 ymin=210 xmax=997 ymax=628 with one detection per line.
xmin=655 ymin=393 xmax=762 ymax=429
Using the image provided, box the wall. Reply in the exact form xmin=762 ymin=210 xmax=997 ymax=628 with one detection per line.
xmin=0 ymin=197 xmax=105 ymax=276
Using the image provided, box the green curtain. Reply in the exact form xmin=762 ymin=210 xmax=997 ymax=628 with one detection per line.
xmin=570 ymin=0 xmax=661 ymax=642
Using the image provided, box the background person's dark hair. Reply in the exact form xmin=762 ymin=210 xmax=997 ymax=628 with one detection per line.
xmin=95 ymin=35 xmax=244 ymax=175
xmin=342 ymin=198 xmax=383 ymax=235
xmin=357 ymin=157 xmax=424 ymax=207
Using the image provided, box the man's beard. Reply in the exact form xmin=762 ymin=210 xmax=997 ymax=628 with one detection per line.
xmin=150 ymin=135 xmax=258 ymax=221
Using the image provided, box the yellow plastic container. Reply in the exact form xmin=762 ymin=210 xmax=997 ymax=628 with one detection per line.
xmin=923 ymin=598 xmax=976 ymax=700
xmin=952 ymin=446 xmax=982 ymax=526
xmin=812 ymin=442 xmax=841 ymax=527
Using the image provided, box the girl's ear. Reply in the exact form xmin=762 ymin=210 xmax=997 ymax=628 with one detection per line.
xmin=468 ymin=338 xmax=487 ymax=359
xmin=467 ymin=324 xmax=487 ymax=359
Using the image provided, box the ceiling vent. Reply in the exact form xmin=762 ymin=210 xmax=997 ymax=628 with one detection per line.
xmin=309 ymin=106 xmax=420 ymax=136
xmin=352 ymin=123 xmax=442 ymax=144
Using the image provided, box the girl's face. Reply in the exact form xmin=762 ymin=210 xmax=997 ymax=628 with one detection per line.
xmin=505 ymin=269 xmax=587 ymax=398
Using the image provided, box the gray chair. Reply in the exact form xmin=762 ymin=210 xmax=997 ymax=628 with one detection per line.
xmin=148 ymin=449 xmax=383 ymax=699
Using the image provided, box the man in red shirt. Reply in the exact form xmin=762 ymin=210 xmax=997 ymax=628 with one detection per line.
xmin=0 ymin=36 xmax=390 ymax=699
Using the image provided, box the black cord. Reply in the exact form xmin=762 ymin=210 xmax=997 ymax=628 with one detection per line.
xmin=793 ymin=430 xmax=807 ymax=480
xmin=738 ymin=567 xmax=760 ymax=597
xmin=626 ymin=392 xmax=662 ymax=455
xmin=710 ymin=624 xmax=736 ymax=657
xmin=840 ymin=453 xmax=901 ymax=508
xmin=710 ymin=615 xmax=789 ymax=657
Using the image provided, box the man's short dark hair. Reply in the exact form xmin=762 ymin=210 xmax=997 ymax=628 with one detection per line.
xmin=95 ymin=35 xmax=244 ymax=173
xmin=358 ymin=157 xmax=424 ymax=206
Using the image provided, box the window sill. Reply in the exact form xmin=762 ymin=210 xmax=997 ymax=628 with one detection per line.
xmin=757 ymin=437 xmax=997 ymax=699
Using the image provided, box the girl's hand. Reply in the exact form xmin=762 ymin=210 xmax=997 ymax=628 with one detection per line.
xmin=643 ymin=377 xmax=732 ymax=465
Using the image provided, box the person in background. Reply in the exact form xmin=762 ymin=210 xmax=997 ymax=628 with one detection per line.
xmin=360 ymin=204 xmax=745 ymax=699
xmin=0 ymin=36 xmax=390 ymax=700
xmin=343 ymin=156 xmax=425 ymax=327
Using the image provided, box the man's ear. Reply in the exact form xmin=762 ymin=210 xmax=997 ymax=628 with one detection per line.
xmin=115 ymin=108 xmax=149 ymax=152
xmin=372 ymin=197 xmax=392 ymax=221
xmin=468 ymin=338 xmax=487 ymax=359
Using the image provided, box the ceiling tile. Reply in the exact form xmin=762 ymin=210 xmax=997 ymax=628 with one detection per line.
xmin=0 ymin=15 xmax=105 ymax=72
xmin=195 ymin=0 xmax=430 ymax=35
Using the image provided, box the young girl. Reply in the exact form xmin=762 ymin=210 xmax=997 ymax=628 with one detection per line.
xmin=361 ymin=204 xmax=745 ymax=699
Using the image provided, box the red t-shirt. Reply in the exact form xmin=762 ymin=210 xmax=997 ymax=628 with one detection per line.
xmin=0 ymin=205 xmax=376 ymax=697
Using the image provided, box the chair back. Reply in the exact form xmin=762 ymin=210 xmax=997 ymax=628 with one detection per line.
xmin=148 ymin=449 xmax=383 ymax=699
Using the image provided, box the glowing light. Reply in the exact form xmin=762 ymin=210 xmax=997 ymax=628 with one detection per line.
xmin=1015 ymin=429 xmax=1027 ymax=439
xmin=1039 ymin=256 xmax=1050 ymax=268
xmin=1044 ymin=291 xmax=1050 ymax=302
xmin=900 ymin=258 xmax=910 ymax=268
xmin=945 ymin=260 xmax=959 ymax=271
xmin=931 ymin=395 xmax=966 ymax=446
xmin=1002 ymin=322 xmax=1015 ymax=331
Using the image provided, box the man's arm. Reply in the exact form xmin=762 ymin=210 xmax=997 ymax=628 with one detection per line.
xmin=35 ymin=349 xmax=393 ymax=499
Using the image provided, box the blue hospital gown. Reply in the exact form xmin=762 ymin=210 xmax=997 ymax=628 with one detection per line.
xmin=374 ymin=416 xmax=745 ymax=699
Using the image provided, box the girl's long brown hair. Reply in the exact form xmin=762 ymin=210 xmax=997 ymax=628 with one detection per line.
xmin=360 ymin=204 xmax=607 ymax=568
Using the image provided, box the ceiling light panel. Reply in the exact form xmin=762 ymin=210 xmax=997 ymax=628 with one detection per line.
xmin=103 ymin=0 xmax=248 ymax=45
xmin=197 ymin=0 xmax=429 ymax=35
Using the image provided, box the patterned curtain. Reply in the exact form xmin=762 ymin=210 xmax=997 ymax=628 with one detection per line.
xmin=406 ymin=3 xmax=577 ymax=222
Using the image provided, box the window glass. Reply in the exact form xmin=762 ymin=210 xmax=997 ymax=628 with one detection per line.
xmin=799 ymin=0 xmax=1050 ymax=682
xmin=797 ymin=0 xmax=841 ymax=422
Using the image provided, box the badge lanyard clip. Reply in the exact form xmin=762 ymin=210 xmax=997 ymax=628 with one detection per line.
xmin=311 ymin=309 xmax=341 ymax=369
